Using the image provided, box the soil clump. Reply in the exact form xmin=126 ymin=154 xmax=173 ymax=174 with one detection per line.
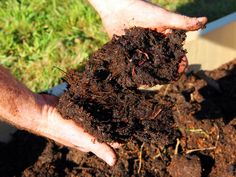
xmin=57 ymin=27 xmax=186 ymax=144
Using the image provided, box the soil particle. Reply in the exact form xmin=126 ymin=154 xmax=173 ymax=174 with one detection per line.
xmin=167 ymin=155 xmax=201 ymax=177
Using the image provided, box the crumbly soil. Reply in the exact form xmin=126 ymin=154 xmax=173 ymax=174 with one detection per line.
xmin=0 ymin=29 xmax=236 ymax=177
xmin=57 ymin=27 xmax=186 ymax=144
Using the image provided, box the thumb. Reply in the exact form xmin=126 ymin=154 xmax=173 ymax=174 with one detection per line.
xmin=167 ymin=13 xmax=207 ymax=31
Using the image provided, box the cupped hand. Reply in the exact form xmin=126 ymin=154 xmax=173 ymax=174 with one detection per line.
xmin=34 ymin=94 xmax=117 ymax=166
xmin=99 ymin=0 xmax=207 ymax=37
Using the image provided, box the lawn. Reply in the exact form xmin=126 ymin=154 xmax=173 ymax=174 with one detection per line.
xmin=0 ymin=0 xmax=235 ymax=92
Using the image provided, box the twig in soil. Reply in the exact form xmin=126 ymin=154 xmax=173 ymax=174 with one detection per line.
xmin=173 ymin=106 xmax=182 ymax=131
xmin=190 ymin=93 xmax=195 ymax=102
xmin=153 ymin=148 xmax=162 ymax=160
xmin=132 ymin=67 xmax=136 ymax=76
xmin=186 ymin=146 xmax=216 ymax=154
xmin=138 ymin=142 xmax=145 ymax=174
xmin=186 ymin=128 xmax=209 ymax=138
xmin=138 ymin=84 xmax=163 ymax=91
xmin=163 ymin=84 xmax=170 ymax=96
xmin=185 ymin=125 xmax=219 ymax=154
xmin=174 ymin=138 xmax=181 ymax=155
xmin=150 ymin=109 xmax=162 ymax=119
xmin=213 ymin=123 xmax=220 ymax=147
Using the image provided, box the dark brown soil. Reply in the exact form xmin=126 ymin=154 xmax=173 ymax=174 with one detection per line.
xmin=167 ymin=155 xmax=201 ymax=177
xmin=57 ymin=28 xmax=186 ymax=144
xmin=0 ymin=29 xmax=236 ymax=177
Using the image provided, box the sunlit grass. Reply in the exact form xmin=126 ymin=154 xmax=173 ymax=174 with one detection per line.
xmin=0 ymin=0 xmax=107 ymax=91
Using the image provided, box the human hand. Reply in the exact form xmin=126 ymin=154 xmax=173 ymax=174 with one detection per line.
xmin=33 ymin=93 xmax=117 ymax=166
xmin=89 ymin=0 xmax=207 ymax=38
xmin=89 ymin=0 xmax=203 ymax=73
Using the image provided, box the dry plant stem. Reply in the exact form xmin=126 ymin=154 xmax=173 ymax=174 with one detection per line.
xmin=153 ymin=148 xmax=162 ymax=159
xmin=138 ymin=142 xmax=145 ymax=174
xmin=214 ymin=123 xmax=220 ymax=146
xmin=174 ymin=138 xmax=181 ymax=155
xmin=163 ymin=84 xmax=170 ymax=96
xmin=186 ymin=128 xmax=210 ymax=138
xmin=186 ymin=146 xmax=216 ymax=154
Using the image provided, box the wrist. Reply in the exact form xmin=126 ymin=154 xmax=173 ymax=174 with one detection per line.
xmin=4 ymin=93 xmax=44 ymax=132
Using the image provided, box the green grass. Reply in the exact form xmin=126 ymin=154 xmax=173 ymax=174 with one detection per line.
xmin=0 ymin=0 xmax=107 ymax=91
xmin=0 ymin=0 xmax=235 ymax=92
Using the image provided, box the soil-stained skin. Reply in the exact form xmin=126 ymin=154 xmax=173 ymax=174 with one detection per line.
xmin=57 ymin=27 xmax=186 ymax=144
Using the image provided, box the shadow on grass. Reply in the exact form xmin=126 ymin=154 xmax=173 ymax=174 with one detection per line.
xmin=175 ymin=0 xmax=236 ymax=22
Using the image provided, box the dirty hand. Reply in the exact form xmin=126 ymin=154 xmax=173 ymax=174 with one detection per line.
xmin=89 ymin=0 xmax=207 ymax=37
xmin=35 ymin=94 xmax=117 ymax=166
xmin=0 ymin=65 xmax=117 ymax=166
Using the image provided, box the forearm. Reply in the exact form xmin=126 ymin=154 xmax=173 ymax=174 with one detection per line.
xmin=0 ymin=65 xmax=42 ymax=130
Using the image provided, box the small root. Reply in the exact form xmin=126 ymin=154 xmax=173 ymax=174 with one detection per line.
xmin=150 ymin=108 xmax=162 ymax=119
xmin=163 ymin=84 xmax=170 ymax=96
xmin=153 ymin=148 xmax=162 ymax=160
xmin=132 ymin=67 xmax=136 ymax=77
xmin=174 ymin=138 xmax=181 ymax=155
xmin=186 ymin=128 xmax=210 ymax=138
xmin=138 ymin=142 xmax=145 ymax=174
xmin=186 ymin=146 xmax=216 ymax=154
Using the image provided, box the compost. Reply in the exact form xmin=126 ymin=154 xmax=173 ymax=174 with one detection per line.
xmin=0 ymin=28 xmax=236 ymax=177
xmin=57 ymin=27 xmax=186 ymax=144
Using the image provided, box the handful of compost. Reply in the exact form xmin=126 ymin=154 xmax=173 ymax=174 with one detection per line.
xmin=57 ymin=27 xmax=186 ymax=146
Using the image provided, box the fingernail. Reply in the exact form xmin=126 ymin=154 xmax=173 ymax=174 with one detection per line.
xmin=164 ymin=29 xmax=173 ymax=35
xmin=106 ymin=155 xmax=116 ymax=166
xmin=109 ymin=142 xmax=122 ymax=149
xmin=197 ymin=17 xmax=207 ymax=27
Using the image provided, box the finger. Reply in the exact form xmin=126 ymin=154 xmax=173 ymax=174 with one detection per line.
xmin=60 ymin=122 xmax=117 ymax=166
xmin=43 ymin=115 xmax=117 ymax=166
xmin=88 ymin=138 xmax=117 ymax=166
xmin=168 ymin=13 xmax=207 ymax=31
xmin=62 ymin=123 xmax=117 ymax=166
xmin=67 ymin=124 xmax=117 ymax=166
xmin=178 ymin=56 xmax=188 ymax=74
